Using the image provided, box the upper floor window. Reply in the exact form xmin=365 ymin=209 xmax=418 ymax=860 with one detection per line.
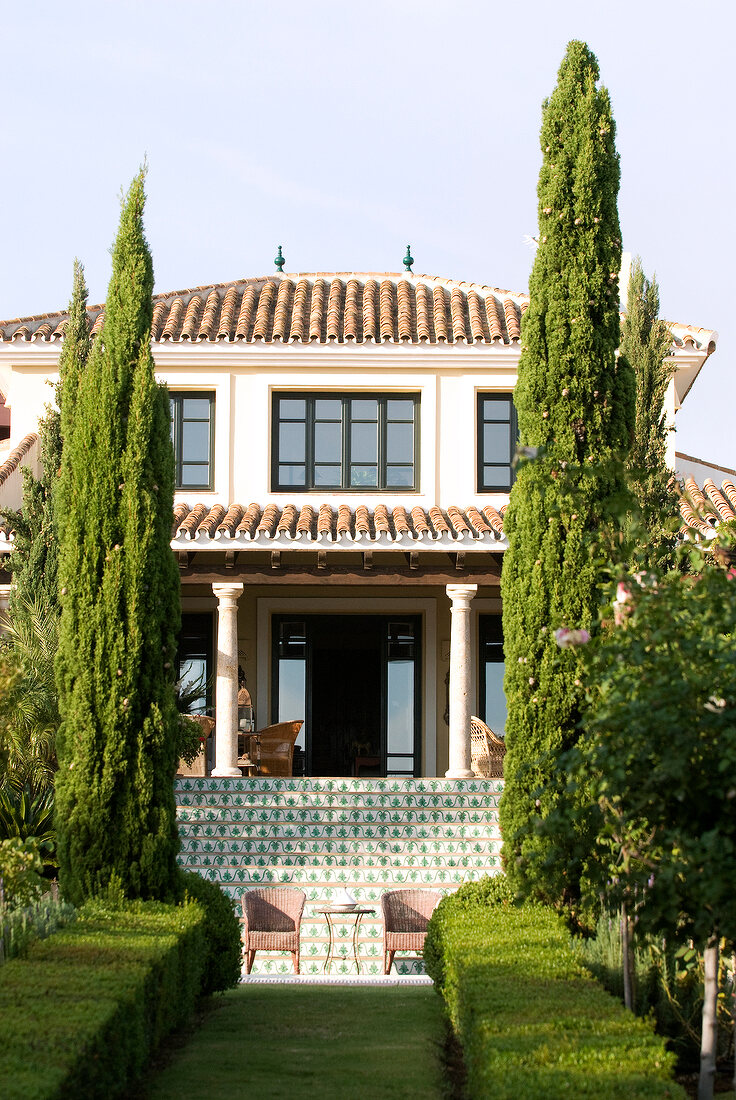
xmin=478 ymin=393 xmax=517 ymax=491
xmin=170 ymin=392 xmax=214 ymax=490
xmin=272 ymin=393 xmax=419 ymax=491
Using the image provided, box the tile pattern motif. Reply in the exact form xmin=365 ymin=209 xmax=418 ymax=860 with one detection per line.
xmin=176 ymin=776 xmax=504 ymax=976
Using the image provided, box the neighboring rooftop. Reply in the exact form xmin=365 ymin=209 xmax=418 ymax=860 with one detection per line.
xmin=0 ymin=273 xmax=717 ymax=351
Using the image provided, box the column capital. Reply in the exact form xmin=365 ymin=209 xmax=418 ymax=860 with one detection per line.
xmin=446 ymin=583 xmax=478 ymax=605
xmin=212 ymin=582 xmax=245 ymax=602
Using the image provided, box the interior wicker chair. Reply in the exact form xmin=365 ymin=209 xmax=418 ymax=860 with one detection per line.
xmin=241 ymin=886 xmax=306 ymax=974
xmin=249 ymin=720 xmax=303 ymax=777
xmin=381 ymin=888 xmax=442 ymax=974
xmin=470 ymin=715 xmax=506 ymax=778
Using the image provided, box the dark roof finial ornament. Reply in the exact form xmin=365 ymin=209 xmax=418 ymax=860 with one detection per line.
xmin=274 ymin=245 xmax=285 ymax=273
xmin=403 ymin=245 xmax=414 ymax=273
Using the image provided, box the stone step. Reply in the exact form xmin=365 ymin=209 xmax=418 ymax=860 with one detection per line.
xmin=180 ymin=836 xmax=499 ymax=857
xmin=178 ymin=859 xmax=499 ymax=889
xmin=179 ymin=823 xmax=499 ymax=845
xmin=177 ymin=778 xmax=503 ymax=797
xmin=178 ymin=790 xmax=502 ymax=810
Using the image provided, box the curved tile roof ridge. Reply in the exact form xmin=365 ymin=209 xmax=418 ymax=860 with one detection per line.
xmin=0 ymin=433 xmax=38 ymax=488
xmin=0 ymin=274 xmax=530 ymax=348
xmin=0 ymin=273 xmax=716 ymax=353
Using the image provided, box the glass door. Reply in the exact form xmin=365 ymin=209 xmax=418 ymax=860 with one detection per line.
xmin=272 ymin=614 xmax=421 ymax=777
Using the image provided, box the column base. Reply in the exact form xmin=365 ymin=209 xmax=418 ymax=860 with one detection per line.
xmin=445 ymin=768 xmax=475 ymax=780
xmin=211 ymin=767 xmax=244 ymax=778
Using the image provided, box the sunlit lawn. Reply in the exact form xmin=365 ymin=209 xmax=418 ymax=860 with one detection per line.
xmin=143 ymin=983 xmax=446 ymax=1099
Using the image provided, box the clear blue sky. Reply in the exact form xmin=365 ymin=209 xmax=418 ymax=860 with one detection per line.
xmin=1 ymin=0 xmax=733 ymax=466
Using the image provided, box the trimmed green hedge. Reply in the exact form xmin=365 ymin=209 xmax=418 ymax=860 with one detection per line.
xmin=425 ymin=885 xmax=685 ymax=1099
xmin=0 ymin=899 xmax=206 ymax=1100
xmin=178 ymin=871 xmax=241 ymax=995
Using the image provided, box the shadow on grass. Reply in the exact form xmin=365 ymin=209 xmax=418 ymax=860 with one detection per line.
xmin=139 ymin=984 xmax=448 ymax=1099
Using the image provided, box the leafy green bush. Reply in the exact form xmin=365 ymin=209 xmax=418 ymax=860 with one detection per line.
xmin=0 ymin=897 xmax=206 ymax=1100
xmin=425 ymin=875 xmax=513 ymax=995
xmin=426 ymin=890 xmax=685 ymax=1098
xmin=178 ymin=870 xmax=241 ymax=993
xmin=0 ymin=836 xmax=46 ymax=909
xmin=575 ymin=914 xmax=729 ymax=1070
xmin=1 ymin=894 xmax=76 ymax=962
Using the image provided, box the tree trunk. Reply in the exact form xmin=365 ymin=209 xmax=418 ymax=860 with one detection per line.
xmin=698 ymin=935 xmax=719 ymax=1100
xmin=732 ymin=952 xmax=735 ymax=1095
xmin=621 ymin=903 xmax=633 ymax=1011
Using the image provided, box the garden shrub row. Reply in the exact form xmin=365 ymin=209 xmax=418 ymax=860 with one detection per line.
xmin=0 ymin=897 xmax=207 ymax=1100
xmin=425 ymin=881 xmax=686 ymax=1099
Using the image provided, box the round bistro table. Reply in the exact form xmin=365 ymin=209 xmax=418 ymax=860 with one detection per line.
xmin=316 ymin=906 xmax=376 ymax=974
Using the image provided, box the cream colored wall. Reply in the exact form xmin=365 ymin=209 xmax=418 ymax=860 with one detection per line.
xmin=160 ymin=342 xmax=524 ymax=509
xmin=0 ymin=340 xmax=712 ymax=512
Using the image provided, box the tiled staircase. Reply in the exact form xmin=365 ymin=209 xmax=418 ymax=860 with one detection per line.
xmin=175 ymin=776 xmax=504 ymax=976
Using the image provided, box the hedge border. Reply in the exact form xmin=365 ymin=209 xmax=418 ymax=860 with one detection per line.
xmin=425 ymin=889 xmax=686 ymax=1099
xmin=0 ymin=899 xmax=206 ymax=1100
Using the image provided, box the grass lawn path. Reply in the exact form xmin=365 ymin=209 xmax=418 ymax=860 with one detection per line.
xmin=143 ymin=984 xmax=447 ymax=1099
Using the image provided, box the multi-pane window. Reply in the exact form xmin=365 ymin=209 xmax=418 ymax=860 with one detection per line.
xmin=477 ymin=393 xmax=518 ymax=491
xmin=273 ymin=393 xmax=419 ymax=491
xmin=170 ymin=392 xmax=214 ymax=490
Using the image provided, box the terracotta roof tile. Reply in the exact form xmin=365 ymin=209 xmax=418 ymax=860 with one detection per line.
xmin=0 ymin=433 xmax=38 ymax=488
xmin=1 ymin=272 xmax=712 ymax=351
xmin=309 ymin=280 xmax=326 ymax=341
xmin=169 ymin=500 xmax=508 ymax=546
xmin=680 ymin=475 xmax=736 ymax=539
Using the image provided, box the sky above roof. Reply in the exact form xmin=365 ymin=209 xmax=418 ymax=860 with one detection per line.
xmin=1 ymin=0 xmax=733 ymax=467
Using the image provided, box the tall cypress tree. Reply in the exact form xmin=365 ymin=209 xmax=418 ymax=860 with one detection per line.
xmin=621 ymin=257 xmax=676 ymax=567
xmin=55 ymin=171 xmax=181 ymax=904
xmin=1 ymin=261 xmax=89 ymax=612
xmin=500 ymin=42 xmax=635 ymax=905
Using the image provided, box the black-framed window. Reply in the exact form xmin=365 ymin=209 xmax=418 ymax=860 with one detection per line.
xmin=170 ymin=392 xmax=215 ymax=490
xmin=479 ymin=615 xmax=506 ymax=738
xmin=477 ymin=393 xmax=517 ymax=491
xmin=177 ymin=613 xmax=214 ymax=716
xmin=272 ymin=393 xmax=419 ymax=491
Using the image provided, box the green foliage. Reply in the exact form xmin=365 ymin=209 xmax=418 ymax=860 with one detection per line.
xmin=500 ymin=41 xmax=635 ymax=906
xmin=622 ymin=258 xmax=676 ymax=569
xmin=0 ymin=787 xmax=56 ymax=869
xmin=0 ymin=897 xmax=206 ymax=1100
xmin=0 ymin=597 xmax=59 ymax=797
xmin=55 ymin=171 xmax=182 ymax=905
xmin=1 ymin=894 xmax=76 ymax=962
xmin=559 ymin=533 xmax=736 ymax=951
xmin=425 ymin=874 xmax=514 ymax=995
xmin=574 ymin=915 xmax=730 ymax=1070
xmin=178 ymin=871 xmax=242 ymax=994
xmin=0 ymin=261 xmax=89 ymax=611
xmin=426 ymin=892 xmax=684 ymax=1098
xmin=177 ymin=714 xmax=205 ymax=767
xmin=0 ymin=836 xmax=45 ymax=909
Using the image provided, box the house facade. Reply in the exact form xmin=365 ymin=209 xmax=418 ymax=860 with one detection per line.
xmin=0 ymin=272 xmax=719 ymax=780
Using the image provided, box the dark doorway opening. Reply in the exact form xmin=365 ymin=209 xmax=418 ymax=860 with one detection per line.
xmin=273 ymin=614 xmax=420 ymax=777
xmin=310 ymin=618 xmax=382 ymax=776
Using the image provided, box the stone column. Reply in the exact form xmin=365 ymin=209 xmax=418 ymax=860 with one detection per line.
xmin=211 ymin=582 xmax=244 ymax=777
xmin=445 ymin=583 xmax=477 ymax=779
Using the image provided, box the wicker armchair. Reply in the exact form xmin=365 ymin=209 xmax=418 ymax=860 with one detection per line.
xmin=248 ymin=720 xmax=303 ymax=777
xmin=381 ymin=889 xmax=442 ymax=974
xmin=470 ymin=716 xmax=506 ymax=778
xmin=242 ymin=887 xmax=306 ymax=974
